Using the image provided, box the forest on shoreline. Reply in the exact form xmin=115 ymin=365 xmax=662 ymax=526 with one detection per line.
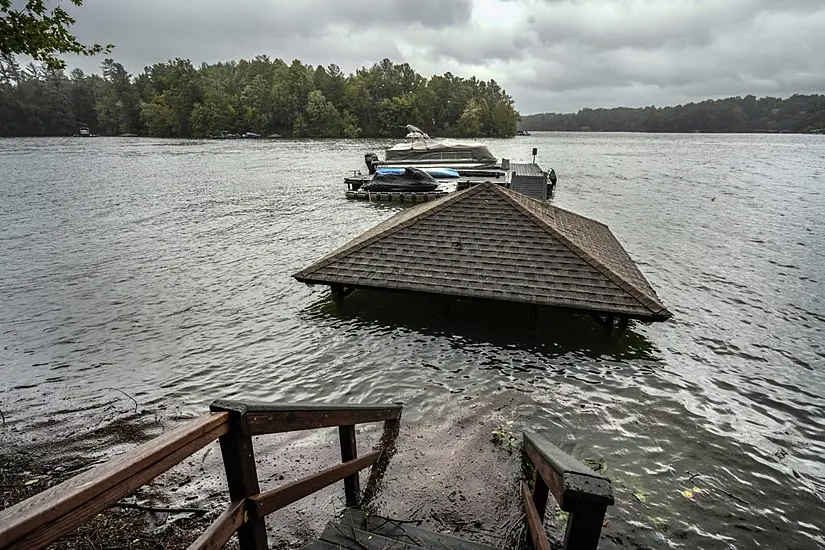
xmin=2 ymin=52 xmax=822 ymax=139
xmin=0 ymin=56 xmax=520 ymax=138
xmin=520 ymin=94 xmax=825 ymax=134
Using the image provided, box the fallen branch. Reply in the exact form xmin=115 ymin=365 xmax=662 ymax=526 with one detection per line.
xmin=685 ymin=471 xmax=750 ymax=506
xmin=102 ymin=388 xmax=139 ymax=413
xmin=114 ymin=502 xmax=208 ymax=515
xmin=713 ymin=485 xmax=750 ymax=506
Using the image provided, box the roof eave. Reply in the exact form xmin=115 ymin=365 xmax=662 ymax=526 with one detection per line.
xmin=293 ymin=276 xmax=673 ymax=322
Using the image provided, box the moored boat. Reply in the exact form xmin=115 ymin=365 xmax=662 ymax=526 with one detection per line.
xmin=72 ymin=126 xmax=99 ymax=137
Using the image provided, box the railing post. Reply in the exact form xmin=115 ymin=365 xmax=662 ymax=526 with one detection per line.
xmin=563 ymin=501 xmax=609 ymax=550
xmin=210 ymin=401 xmax=268 ymax=550
xmin=338 ymin=424 xmax=359 ymax=507
xmin=532 ymin=472 xmax=550 ymax=519
xmin=522 ymin=432 xmax=614 ymax=550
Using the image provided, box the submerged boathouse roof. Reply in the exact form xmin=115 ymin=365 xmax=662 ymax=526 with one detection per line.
xmin=294 ymin=183 xmax=671 ymax=321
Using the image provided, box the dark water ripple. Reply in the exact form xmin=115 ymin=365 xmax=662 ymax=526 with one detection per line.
xmin=1 ymin=134 xmax=824 ymax=548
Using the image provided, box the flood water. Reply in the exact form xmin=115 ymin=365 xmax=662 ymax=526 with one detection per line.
xmin=1 ymin=133 xmax=823 ymax=548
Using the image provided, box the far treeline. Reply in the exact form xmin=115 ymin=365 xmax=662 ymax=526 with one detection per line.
xmin=0 ymin=55 xmax=520 ymax=138
xmin=520 ymin=94 xmax=825 ymax=134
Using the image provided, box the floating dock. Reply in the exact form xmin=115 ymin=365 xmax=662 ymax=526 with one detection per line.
xmin=344 ymin=190 xmax=447 ymax=202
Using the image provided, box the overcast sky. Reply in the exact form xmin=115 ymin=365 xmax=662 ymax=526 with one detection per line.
xmin=63 ymin=0 xmax=825 ymax=114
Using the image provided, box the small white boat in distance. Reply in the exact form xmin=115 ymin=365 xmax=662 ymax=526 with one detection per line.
xmin=73 ymin=126 xmax=99 ymax=137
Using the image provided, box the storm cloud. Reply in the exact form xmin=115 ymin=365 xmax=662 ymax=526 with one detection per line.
xmin=64 ymin=0 xmax=825 ymax=113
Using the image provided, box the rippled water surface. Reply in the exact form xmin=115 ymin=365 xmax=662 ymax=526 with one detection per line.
xmin=1 ymin=134 xmax=824 ymax=548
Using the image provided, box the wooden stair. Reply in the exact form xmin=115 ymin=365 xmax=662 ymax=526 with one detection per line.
xmin=303 ymin=509 xmax=500 ymax=550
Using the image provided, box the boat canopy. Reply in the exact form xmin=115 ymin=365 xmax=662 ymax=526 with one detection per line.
xmin=385 ymin=138 xmax=497 ymax=162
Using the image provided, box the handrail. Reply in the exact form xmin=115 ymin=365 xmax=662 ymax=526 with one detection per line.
xmin=521 ymin=431 xmax=614 ymax=550
xmin=209 ymin=400 xmax=403 ymax=435
xmin=520 ymin=481 xmax=551 ymax=550
xmin=187 ymin=500 xmax=245 ymax=550
xmin=207 ymin=400 xmax=402 ymax=549
xmin=0 ymin=401 xmax=402 ymax=550
xmin=0 ymin=412 xmax=229 ymax=550
xmin=249 ymin=451 xmax=381 ymax=518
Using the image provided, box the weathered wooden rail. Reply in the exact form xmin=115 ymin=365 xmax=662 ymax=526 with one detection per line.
xmin=0 ymin=401 xmax=402 ymax=550
xmin=521 ymin=432 xmax=614 ymax=550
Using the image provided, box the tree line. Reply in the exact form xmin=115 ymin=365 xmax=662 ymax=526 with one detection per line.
xmin=0 ymin=55 xmax=520 ymax=138
xmin=520 ymin=94 xmax=825 ymax=134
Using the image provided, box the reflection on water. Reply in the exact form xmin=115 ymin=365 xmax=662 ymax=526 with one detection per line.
xmin=307 ymin=289 xmax=660 ymax=362
xmin=1 ymin=134 xmax=824 ymax=548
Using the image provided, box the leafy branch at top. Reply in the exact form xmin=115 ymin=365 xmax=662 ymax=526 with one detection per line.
xmin=0 ymin=0 xmax=112 ymax=70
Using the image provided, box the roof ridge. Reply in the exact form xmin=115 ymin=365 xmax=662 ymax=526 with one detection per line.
xmin=491 ymin=186 xmax=670 ymax=318
xmin=293 ymin=184 xmax=489 ymax=279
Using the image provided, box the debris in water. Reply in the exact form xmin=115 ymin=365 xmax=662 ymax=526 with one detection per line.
xmin=490 ymin=421 xmax=519 ymax=455
xmin=681 ymin=486 xmax=703 ymax=499
xmin=649 ymin=516 xmax=668 ymax=532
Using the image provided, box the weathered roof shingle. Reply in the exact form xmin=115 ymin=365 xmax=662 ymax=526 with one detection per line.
xmin=294 ymin=183 xmax=671 ymax=321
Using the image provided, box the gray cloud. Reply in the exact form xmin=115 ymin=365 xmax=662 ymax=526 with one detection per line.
xmin=62 ymin=0 xmax=825 ymax=113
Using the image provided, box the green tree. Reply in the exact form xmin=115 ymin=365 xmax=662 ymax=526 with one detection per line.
xmin=68 ymin=67 xmax=100 ymax=128
xmin=0 ymin=54 xmax=541 ymax=138
xmin=140 ymin=94 xmax=176 ymax=137
xmin=456 ymin=98 xmax=482 ymax=136
xmin=296 ymin=90 xmax=342 ymax=137
xmin=0 ymin=0 xmax=112 ymax=70
xmin=190 ymin=100 xmax=232 ymax=138
xmin=487 ymin=100 xmax=517 ymax=136
xmin=272 ymin=60 xmax=313 ymax=132
xmin=138 ymin=59 xmax=201 ymax=137
xmin=96 ymin=59 xmax=140 ymax=135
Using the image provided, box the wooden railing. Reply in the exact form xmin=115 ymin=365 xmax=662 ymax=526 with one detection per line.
xmin=521 ymin=432 xmax=614 ymax=550
xmin=0 ymin=400 xmax=402 ymax=550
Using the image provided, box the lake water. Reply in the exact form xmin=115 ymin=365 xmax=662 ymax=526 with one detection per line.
xmin=1 ymin=133 xmax=823 ymax=549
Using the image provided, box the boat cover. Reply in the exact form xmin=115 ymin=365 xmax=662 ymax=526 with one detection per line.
xmin=385 ymin=139 xmax=497 ymax=162
xmin=377 ymin=167 xmax=460 ymax=178
xmin=361 ymin=167 xmax=439 ymax=192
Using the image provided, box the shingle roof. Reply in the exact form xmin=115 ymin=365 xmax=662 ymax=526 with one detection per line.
xmin=513 ymin=163 xmax=544 ymax=177
xmin=294 ymin=183 xmax=671 ymax=321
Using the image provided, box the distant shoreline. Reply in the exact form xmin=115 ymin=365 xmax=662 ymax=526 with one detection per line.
xmin=2 ymin=130 xmax=822 ymax=139
xmin=519 ymin=93 xmax=824 ymax=134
